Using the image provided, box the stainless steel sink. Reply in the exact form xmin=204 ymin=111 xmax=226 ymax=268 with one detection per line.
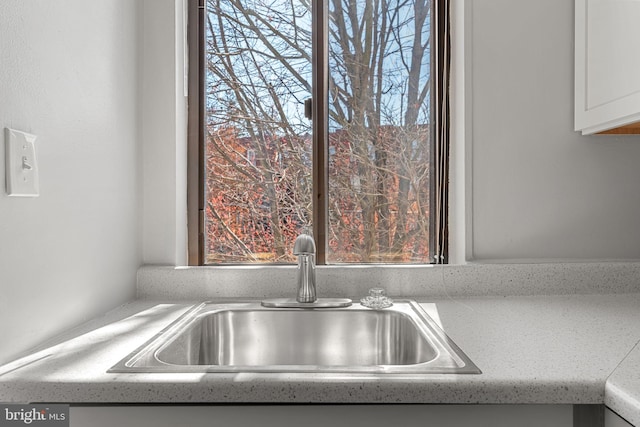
xmin=109 ymin=301 xmax=480 ymax=374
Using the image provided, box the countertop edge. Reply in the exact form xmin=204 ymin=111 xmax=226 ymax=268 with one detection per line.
xmin=605 ymin=341 xmax=640 ymax=426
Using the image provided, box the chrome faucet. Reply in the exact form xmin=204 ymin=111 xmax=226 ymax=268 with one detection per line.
xmin=260 ymin=231 xmax=351 ymax=308
xmin=293 ymin=232 xmax=317 ymax=303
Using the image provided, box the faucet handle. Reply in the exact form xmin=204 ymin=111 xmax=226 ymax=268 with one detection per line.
xmin=293 ymin=231 xmax=316 ymax=255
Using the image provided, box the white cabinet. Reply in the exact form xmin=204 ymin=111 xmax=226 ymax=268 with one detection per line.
xmin=575 ymin=0 xmax=640 ymax=135
xmin=606 ymin=408 xmax=635 ymax=427
xmin=70 ymin=405 xmax=572 ymax=427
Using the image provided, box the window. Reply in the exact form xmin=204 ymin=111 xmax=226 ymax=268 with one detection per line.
xmin=187 ymin=0 xmax=450 ymax=265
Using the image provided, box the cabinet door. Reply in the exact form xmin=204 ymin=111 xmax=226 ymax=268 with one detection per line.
xmin=575 ymin=0 xmax=640 ymax=135
xmin=606 ymin=408 xmax=635 ymax=427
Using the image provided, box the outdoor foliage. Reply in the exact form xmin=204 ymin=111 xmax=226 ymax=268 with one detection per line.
xmin=205 ymin=0 xmax=432 ymax=263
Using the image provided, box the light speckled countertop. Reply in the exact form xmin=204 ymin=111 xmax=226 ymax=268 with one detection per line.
xmin=0 ymin=293 xmax=639 ymax=414
xmin=606 ymin=342 xmax=640 ymax=426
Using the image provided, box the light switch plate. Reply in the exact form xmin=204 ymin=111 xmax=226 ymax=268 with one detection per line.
xmin=5 ymin=128 xmax=39 ymax=197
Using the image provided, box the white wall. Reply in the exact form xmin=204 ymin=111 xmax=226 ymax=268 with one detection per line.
xmin=141 ymin=0 xmax=640 ymax=265
xmin=0 ymin=1 xmax=141 ymax=365
xmin=141 ymin=0 xmax=188 ymax=266
xmin=463 ymin=0 xmax=640 ymax=261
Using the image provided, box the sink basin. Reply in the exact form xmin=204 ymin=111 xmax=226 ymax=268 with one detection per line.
xmin=109 ymin=301 xmax=480 ymax=374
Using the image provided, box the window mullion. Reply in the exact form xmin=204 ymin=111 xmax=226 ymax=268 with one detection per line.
xmin=312 ymin=0 xmax=329 ymax=264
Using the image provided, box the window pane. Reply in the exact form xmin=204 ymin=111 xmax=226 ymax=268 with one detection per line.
xmin=205 ymin=0 xmax=312 ymax=263
xmin=327 ymin=0 xmax=432 ymax=263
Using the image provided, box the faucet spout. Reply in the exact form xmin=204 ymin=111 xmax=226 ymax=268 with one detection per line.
xmin=293 ymin=232 xmax=316 ymax=303
xmin=260 ymin=231 xmax=351 ymax=308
